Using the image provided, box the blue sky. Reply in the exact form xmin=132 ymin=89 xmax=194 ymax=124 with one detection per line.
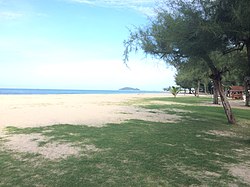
xmin=0 ymin=0 xmax=175 ymax=91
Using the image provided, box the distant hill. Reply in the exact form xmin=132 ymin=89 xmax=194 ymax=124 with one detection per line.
xmin=119 ymin=87 xmax=140 ymax=91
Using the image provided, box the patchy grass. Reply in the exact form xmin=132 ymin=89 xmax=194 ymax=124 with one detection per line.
xmin=1 ymin=96 xmax=250 ymax=186
xmin=144 ymin=95 xmax=212 ymax=105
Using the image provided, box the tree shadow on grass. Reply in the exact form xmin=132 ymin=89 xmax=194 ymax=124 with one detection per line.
xmin=1 ymin=96 xmax=250 ymax=186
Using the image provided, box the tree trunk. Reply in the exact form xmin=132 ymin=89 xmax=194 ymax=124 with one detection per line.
xmin=196 ymin=80 xmax=200 ymax=97
xmin=245 ymin=40 xmax=250 ymax=106
xmin=213 ymin=81 xmax=219 ymax=104
xmin=202 ymin=54 xmax=236 ymax=124
xmin=213 ymin=78 xmax=236 ymax=124
xmin=204 ymin=83 xmax=207 ymax=95
xmin=245 ymin=77 xmax=250 ymax=106
xmin=189 ymin=88 xmax=192 ymax=94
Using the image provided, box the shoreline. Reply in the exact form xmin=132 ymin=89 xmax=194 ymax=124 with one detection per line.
xmin=0 ymin=88 xmax=164 ymax=95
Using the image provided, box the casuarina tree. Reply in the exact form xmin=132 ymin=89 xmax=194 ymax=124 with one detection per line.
xmin=213 ymin=0 xmax=250 ymax=106
xmin=124 ymin=0 xmax=236 ymax=124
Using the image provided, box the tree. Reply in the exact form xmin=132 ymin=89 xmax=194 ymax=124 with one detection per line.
xmin=163 ymin=86 xmax=171 ymax=92
xmin=213 ymin=0 xmax=250 ymax=106
xmin=175 ymin=58 xmax=210 ymax=98
xmin=175 ymin=70 xmax=194 ymax=94
xmin=124 ymin=0 xmax=236 ymax=124
xmin=170 ymin=86 xmax=181 ymax=98
xmin=223 ymin=51 xmax=248 ymax=87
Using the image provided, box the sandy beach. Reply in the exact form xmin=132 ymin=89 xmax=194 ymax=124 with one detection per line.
xmin=1 ymin=93 xmax=248 ymax=133
xmin=0 ymin=93 xmax=175 ymax=132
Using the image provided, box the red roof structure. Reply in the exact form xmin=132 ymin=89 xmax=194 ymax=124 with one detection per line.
xmin=229 ymin=86 xmax=244 ymax=100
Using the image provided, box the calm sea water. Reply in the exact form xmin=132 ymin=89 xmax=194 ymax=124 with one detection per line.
xmin=0 ymin=88 xmax=163 ymax=95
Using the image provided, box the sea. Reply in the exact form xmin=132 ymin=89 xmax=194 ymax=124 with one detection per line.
xmin=0 ymin=88 xmax=163 ymax=95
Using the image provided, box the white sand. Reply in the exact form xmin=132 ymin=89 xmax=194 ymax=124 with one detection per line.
xmin=0 ymin=93 xmax=176 ymax=132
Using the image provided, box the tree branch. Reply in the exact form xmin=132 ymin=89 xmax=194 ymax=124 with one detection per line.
xmin=223 ymin=42 xmax=245 ymax=55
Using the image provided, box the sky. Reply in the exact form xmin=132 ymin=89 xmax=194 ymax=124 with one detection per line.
xmin=0 ymin=0 xmax=176 ymax=91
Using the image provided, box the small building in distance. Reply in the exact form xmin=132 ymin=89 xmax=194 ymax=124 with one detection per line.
xmin=229 ymin=86 xmax=244 ymax=100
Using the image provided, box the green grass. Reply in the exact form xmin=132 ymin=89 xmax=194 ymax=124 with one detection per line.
xmin=145 ymin=95 xmax=213 ymax=104
xmin=1 ymin=96 xmax=250 ymax=186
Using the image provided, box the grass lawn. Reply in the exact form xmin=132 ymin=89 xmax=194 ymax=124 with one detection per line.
xmin=1 ymin=96 xmax=250 ymax=186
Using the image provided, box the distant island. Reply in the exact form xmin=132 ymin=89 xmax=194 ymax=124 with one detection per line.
xmin=119 ymin=87 xmax=140 ymax=91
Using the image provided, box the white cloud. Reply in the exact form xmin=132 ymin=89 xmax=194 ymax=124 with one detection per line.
xmin=20 ymin=58 xmax=175 ymax=90
xmin=68 ymin=0 xmax=156 ymax=16
xmin=70 ymin=0 xmax=94 ymax=4
xmin=0 ymin=39 xmax=175 ymax=90
xmin=0 ymin=11 xmax=23 ymax=20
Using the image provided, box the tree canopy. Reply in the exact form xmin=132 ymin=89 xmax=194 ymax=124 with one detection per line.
xmin=213 ymin=0 xmax=250 ymax=106
xmin=124 ymin=0 xmax=248 ymax=124
xmin=175 ymin=58 xmax=210 ymax=96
